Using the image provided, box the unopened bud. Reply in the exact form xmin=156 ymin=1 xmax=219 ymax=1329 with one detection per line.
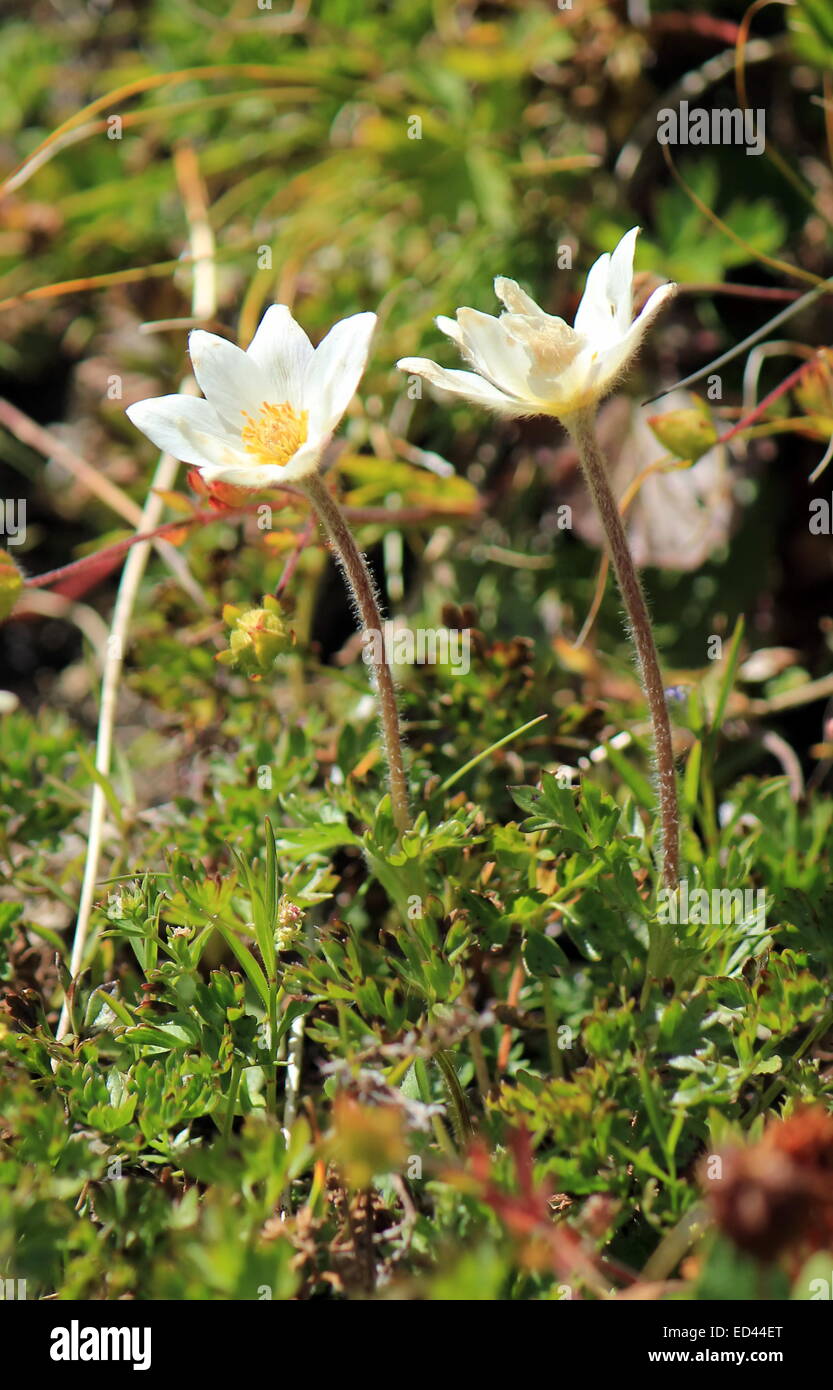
xmin=217 ymin=594 xmax=293 ymax=678
xmin=275 ymin=895 xmax=303 ymax=951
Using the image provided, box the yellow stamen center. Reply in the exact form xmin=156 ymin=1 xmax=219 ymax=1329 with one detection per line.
xmin=240 ymin=400 xmax=308 ymax=467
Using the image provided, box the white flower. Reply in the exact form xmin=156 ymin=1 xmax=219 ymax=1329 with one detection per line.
xmin=126 ymin=306 xmax=377 ymax=487
xmin=567 ymin=392 xmax=733 ymax=572
xmin=397 ymin=228 xmax=675 ymax=421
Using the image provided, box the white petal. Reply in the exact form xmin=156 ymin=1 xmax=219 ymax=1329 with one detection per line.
xmin=245 ymin=304 xmax=313 ymax=402
xmin=573 ymin=250 xmax=613 ymax=342
xmin=456 ymin=308 xmax=534 ymax=398
xmin=126 ymin=395 xmax=243 ymax=468
xmin=606 ymin=226 xmax=640 ymax=332
xmin=592 ymin=280 xmax=676 ymax=392
xmin=632 ymin=278 xmax=677 ymax=332
xmin=278 ymin=436 xmax=326 ymax=481
xmin=569 ymin=347 xmax=612 ymax=408
xmin=533 ymin=348 xmax=596 ymax=416
xmin=436 ymin=314 xmax=464 ymax=347
xmin=188 ymin=330 xmax=273 ymax=430
xmin=304 ymin=312 xmax=376 ymax=436
xmin=573 ymin=228 xmax=643 ymax=349
xmin=198 ymin=435 xmax=324 ymax=489
xmin=396 ymin=357 xmax=530 ymax=414
xmin=494 ymin=276 xmax=546 ymax=317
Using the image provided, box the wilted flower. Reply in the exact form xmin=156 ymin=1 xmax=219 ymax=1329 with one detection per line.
xmin=565 ymin=392 xmax=733 ymax=572
xmin=127 ymin=305 xmax=377 ymax=487
xmin=703 ymin=1107 xmax=833 ymax=1262
xmin=397 ymin=228 xmax=675 ymax=420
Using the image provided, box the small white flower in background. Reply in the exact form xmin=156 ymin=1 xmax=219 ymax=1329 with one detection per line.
xmin=566 ymin=393 xmax=734 ymax=572
xmin=397 ymin=227 xmax=675 ymax=421
xmin=126 ymin=306 xmax=377 ymax=487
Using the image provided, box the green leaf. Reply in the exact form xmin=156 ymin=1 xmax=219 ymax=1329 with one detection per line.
xmin=523 ymin=932 xmax=568 ymax=977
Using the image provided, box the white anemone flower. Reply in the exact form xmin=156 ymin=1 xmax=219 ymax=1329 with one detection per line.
xmin=397 ymin=228 xmax=675 ymax=420
xmin=126 ymin=306 xmax=377 ymax=488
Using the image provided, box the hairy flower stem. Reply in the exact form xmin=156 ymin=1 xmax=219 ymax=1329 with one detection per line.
xmin=565 ymin=407 xmax=680 ymax=889
xmin=302 ymin=473 xmax=411 ymax=835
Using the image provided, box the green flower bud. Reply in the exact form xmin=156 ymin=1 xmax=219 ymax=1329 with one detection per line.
xmin=216 ymin=594 xmax=293 ymax=679
xmin=275 ymin=895 xmax=303 ymax=952
xmin=0 ymin=550 xmax=23 ymax=622
xmin=646 ymin=404 xmax=718 ymax=463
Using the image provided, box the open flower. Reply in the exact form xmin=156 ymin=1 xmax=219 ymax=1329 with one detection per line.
xmin=396 ymin=228 xmax=675 ymax=420
xmin=126 ymin=306 xmax=377 ymax=488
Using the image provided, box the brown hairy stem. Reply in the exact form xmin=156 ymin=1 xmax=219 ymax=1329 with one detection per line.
xmin=302 ymin=472 xmax=411 ymax=835
xmin=565 ymin=407 xmax=680 ymax=889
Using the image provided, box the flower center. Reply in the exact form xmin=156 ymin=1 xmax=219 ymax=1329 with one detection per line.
xmin=240 ymin=400 xmax=308 ymax=467
xmin=503 ymin=316 xmax=584 ymax=376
